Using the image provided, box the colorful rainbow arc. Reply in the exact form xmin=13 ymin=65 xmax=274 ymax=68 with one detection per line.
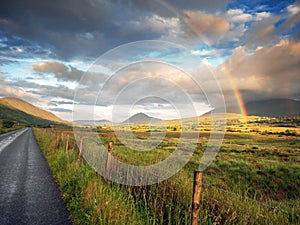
xmin=153 ymin=0 xmax=248 ymax=117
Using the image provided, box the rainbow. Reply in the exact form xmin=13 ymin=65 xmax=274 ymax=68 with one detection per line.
xmin=153 ymin=0 xmax=248 ymax=117
xmin=222 ymin=66 xmax=248 ymax=117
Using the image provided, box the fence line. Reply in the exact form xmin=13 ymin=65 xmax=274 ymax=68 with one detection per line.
xmin=41 ymin=129 xmax=299 ymax=223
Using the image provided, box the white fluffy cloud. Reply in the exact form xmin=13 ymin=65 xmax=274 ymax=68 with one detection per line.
xmin=255 ymin=12 xmax=272 ymax=21
xmin=287 ymin=4 xmax=300 ymax=15
xmin=227 ymin=9 xmax=253 ymax=23
xmin=227 ymin=9 xmax=272 ymax=23
xmin=190 ymin=49 xmax=213 ymax=56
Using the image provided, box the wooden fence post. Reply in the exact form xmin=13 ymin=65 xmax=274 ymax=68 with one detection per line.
xmin=56 ymin=135 xmax=60 ymax=149
xmin=191 ymin=171 xmax=203 ymax=225
xmin=65 ymin=134 xmax=69 ymax=153
xmin=61 ymin=132 xmax=64 ymax=147
xmin=78 ymin=137 xmax=83 ymax=162
xmin=106 ymin=141 xmax=113 ymax=174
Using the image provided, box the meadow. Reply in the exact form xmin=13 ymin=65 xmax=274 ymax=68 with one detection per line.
xmin=33 ymin=114 xmax=300 ymax=224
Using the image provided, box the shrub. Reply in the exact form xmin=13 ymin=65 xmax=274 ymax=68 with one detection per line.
xmin=2 ymin=120 xmax=14 ymax=128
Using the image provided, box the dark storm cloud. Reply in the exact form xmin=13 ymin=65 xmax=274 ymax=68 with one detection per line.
xmin=0 ymin=0 xmax=177 ymax=60
xmin=0 ymin=32 xmax=53 ymax=64
xmin=130 ymin=0 xmax=232 ymax=15
xmin=216 ymin=39 xmax=300 ymax=103
xmin=0 ymin=0 xmax=235 ymax=60
xmin=0 ymin=0 xmax=118 ymax=59
xmin=0 ymin=0 xmax=115 ymax=33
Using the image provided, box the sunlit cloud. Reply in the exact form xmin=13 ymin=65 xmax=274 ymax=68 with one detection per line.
xmin=287 ymin=4 xmax=300 ymax=15
xmin=0 ymin=0 xmax=299 ymax=120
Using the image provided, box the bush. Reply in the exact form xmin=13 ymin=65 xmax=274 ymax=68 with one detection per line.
xmin=2 ymin=120 xmax=14 ymax=128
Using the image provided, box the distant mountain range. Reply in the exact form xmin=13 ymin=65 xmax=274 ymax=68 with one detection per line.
xmin=226 ymin=99 xmax=300 ymax=117
xmin=74 ymin=113 xmax=162 ymax=125
xmin=122 ymin=112 xmax=162 ymax=124
xmin=0 ymin=97 xmax=67 ymax=126
xmin=74 ymin=119 xmax=112 ymax=126
xmin=245 ymin=99 xmax=300 ymax=117
xmin=1 ymin=97 xmax=298 ymax=128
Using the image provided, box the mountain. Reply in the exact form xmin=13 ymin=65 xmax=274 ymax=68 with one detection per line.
xmin=208 ymin=99 xmax=300 ymax=117
xmin=74 ymin=119 xmax=112 ymax=126
xmin=0 ymin=97 xmax=67 ymax=126
xmin=245 ymin=99 xmax=300 ymax=117
xmin=122 ymin=113 xmax=162 ymax=124
xmin=0 ymin=97 xmax=65 ymax=123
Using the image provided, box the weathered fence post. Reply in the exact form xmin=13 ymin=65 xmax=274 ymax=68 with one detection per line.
xmin=78 ymin=136 xmax=83 ymax=162
xmin=56 ymin=135 xmax=60 ymax=149
xmin=191 ymin=171 xmax=203 ymax=225
xmin=106 ymin=141 xmax=113 ymax=174
xmin=65 ymin=134 xmax=69 ymax=153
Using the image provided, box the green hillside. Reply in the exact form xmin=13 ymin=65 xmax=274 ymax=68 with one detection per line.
xmin=0 ymin=97 xmax=65 ymax=123
xmin=0 ymin=102 xmax=66 ymax=127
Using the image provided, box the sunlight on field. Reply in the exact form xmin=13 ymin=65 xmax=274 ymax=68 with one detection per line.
xmin=33 ymin=113 xmax=300 ymax=224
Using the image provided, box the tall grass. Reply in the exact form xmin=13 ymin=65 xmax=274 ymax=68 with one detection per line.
xmin=34 ymin=127 xmax=300 ymax=224
xmin=34 ymin=128 xmax=144 ymax=225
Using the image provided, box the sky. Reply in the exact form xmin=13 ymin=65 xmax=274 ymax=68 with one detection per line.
xmin=0 ymin=0 xmax=299 ymax=122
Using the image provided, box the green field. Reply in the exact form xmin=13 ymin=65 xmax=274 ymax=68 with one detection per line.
xmin=33 ymin=115 xmax=300 ymax=224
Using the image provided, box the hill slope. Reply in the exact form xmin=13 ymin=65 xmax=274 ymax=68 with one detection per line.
xmin=122 ymin=113 xmax=162 ymax=124
xmin=245 ymin=99 xmax=300 ymax=117
xmin=0 ymin=103 xmax=64 ymax=127
xmin=0 ymin=97 xmax=65 ymax=123
xmin=223 ymin=99 xmax=300 ymax=117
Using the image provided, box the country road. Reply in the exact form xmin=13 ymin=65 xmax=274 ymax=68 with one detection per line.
xmin=0 ymin=128 xmax=72 ymax=225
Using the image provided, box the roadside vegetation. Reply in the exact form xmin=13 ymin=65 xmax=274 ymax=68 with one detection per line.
xmin=34 ymin=115 xmax=300 ymax=224
xmin=0 ymin=119 xmax=23 ymax=134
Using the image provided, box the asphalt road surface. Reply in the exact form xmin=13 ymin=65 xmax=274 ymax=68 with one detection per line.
xmin=0 ymin=128 xmax=72 ymax=225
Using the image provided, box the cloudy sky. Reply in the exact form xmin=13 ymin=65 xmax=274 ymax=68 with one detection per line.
xmin=0 ymin=0 xmax=299 ymax=122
